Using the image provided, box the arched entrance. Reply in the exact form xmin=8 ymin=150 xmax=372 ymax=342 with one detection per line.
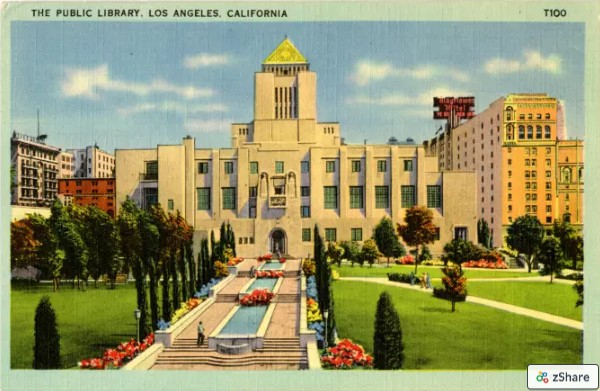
xmin=270 ymin=229 xmax=286 ymax=254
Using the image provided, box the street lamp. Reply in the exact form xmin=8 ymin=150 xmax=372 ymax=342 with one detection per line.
xmin=134 ymin=308 xmax=141 ymax=342
xmin=323 ymin=309 xmax=329 ymax=348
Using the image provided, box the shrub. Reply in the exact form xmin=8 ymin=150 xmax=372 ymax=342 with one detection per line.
xmin=433 ymin=287 xmax=467 ymax=302
xmin=239 ymin=289 xmax=274 ymax=306
xmin=303 ymin=259 xmax=316 ymax=276
xmin=214 ymin=261 xmax=229 ymax=277
xmin=439 ymin=265 xmax=467 ymax=312
xmin=33 ymin=296 xmax=61 ymax=369
xmin=321 ymin=339 xmax=373 ymax=369
xmin=373 ymin=291 xmax=403 ymax=369
xmin=387 ymin=273 xmax=412 ymax=284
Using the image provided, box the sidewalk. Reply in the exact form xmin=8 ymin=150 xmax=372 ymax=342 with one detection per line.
xmin=339 ymin=277 xmax=583 ymax=330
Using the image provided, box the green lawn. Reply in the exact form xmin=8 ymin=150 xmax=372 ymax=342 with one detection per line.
xmin=466 ymin=281 xmax=582 ymax=321
xmin=334 ymin=264 xmax=534 ymax=279
xmin=333 ymin=280 xmax=582 ymax=369
xmin=11 ymin=283 xmax=138 ymax=369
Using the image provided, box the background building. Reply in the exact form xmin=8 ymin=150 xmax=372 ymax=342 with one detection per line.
xmin=116 ymin=38 xmax=477 ymax=258
xmin=57 ymin=151 xmax=75 ymax=179
xmin=10 ymin=132 xmax=60 ymax=207
xmin=424 ymin=93 xmax=584 ymax=247
xmin=69 ymin=144 xmax=115 ymax=178
xmin=58 ymin=178 xmax=116 ymax=217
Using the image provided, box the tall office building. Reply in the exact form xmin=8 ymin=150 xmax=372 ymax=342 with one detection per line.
xmin=69 ymin=144 xmax=115 ymax=178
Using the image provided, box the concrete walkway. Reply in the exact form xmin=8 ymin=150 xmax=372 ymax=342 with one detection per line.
xmin=339 ymin=277 xmax=583 ymax=330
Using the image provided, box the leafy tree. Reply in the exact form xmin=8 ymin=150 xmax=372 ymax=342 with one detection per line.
xmin=477 ymin=218 xmax=491 ymax=248
xmin=373 ymin=291 xmax=404 ymax=369
xmin=441 ymin=239 xmax=483 ymax=268
xmin=538 ymin=236 xmax=563 ymax=284
xmin=326 ymin=242 xmax=345 ymax=267
xmin=397 ymin=206 xmax=438 ymax=274
xmin=28 ymin=214 xmax=63 ymax=290
xmin=138 ymin=209 xmax=160 ymax=327
xmin=361 ymin=239 xmax=381 ymax=268
xmin=33 ymin=296 xmax=61 ymax=369
xmin=340 ymin=241 xmax=361 ymax=267
xmin=10 ymin=219 xmax=41 ymax=270
xmin=420 ymin=245 xmax=432 ymax=261
xmin=506 ymin=215 xmax=545 ymax=273
xmin=373 ymin=217 xmax=405 ymax=267
xmin=440 ymin=266 xmax=467 ymax=312
xmin=553 ymin=221 xmax=583 ymax=270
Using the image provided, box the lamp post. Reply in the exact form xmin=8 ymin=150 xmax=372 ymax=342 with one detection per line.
xmin=323 ymin=309 xmax=329 ymax=348
xmin=134 ymin=308 xmax=141 ymax=342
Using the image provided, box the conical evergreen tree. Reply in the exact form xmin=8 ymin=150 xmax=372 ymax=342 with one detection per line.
xmin=33 ymin=296 xmax=61 ymax=369
xmin=373 ymin=291 xmax=404 ymax=369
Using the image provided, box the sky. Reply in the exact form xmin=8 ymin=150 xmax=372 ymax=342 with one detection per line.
xmin=10 ymin=21 xmax=585 ymax=153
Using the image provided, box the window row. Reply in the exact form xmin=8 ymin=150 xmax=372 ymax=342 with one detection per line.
xmin=195 ymin=160 xmax=414 ymax=175
xmin=301 ymin=227 xmax=363 ymax=243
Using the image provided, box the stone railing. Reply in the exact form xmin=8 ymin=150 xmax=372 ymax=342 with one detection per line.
xmin=121 ymin=343 xmax=164 ymax=370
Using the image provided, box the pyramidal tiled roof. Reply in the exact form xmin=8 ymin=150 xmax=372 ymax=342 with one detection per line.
xmin=263 ymin=38 xmax=307 ymax=64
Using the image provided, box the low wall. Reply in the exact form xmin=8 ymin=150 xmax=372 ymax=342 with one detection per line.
xmin=11 ymin=205 xmax=51 ymax=221
xmin=121 ymin=343 xmax=164 ymax=370
xmin=306 ymin=340 xmax=322 ymax=370
xmin=299 ymin=275 xmax=317 ymax=349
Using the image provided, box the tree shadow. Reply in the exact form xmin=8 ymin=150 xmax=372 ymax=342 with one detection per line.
xmin=420 ymin=307 xmax=453 ymax=314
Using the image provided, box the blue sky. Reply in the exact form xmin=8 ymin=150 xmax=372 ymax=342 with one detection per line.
xmin=10 ymin=21 xmax=584 ymax=152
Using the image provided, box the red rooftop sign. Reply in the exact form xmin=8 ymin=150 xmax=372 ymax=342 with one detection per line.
xmin=433 ymin=97 xmax=475 ymax=120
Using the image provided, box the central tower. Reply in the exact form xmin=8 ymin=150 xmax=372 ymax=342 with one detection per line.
xmin=252 ymin=38 xmax=318 ymax=144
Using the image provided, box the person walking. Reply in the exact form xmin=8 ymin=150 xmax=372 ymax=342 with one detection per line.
xmin=197 ymin=320 xmax=205 ymax=347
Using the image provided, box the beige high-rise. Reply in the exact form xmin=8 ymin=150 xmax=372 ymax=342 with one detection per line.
xmin=116 ymin=38 xmax=477 ymax=258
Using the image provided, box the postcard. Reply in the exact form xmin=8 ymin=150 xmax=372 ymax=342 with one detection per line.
xmin=2 ymin=1 xmax=599 ymax=390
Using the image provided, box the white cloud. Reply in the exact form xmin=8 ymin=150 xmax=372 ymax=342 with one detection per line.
xmin=484 ymin=50 xmax=562 ymax=75
xmin=350 ymin=61 xmax=469 ymax=86
xmin=183 ymin=119 xmax=234 ymax=133
xmin=62 ymin=65 xmax=214 ymax=100
xmin=346 ymin=87 xmax=473 ymax=107
xmin=184 ymin=54 xmax=231 ymax=69
xmin=118 ymin=101 xmax=227 ymax=116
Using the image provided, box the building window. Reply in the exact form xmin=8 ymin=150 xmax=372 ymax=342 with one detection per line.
xmin=426 ymin=185 xmax=442 ymax=208
xmin=250 ymin=161 xmax=258 ymax=174
xmin=145 ymin=161 xmax=158 ymax=180
xmin=249 ymin=187 xmax=258 ymax=198
xmin=301 ymin=186 xmax=310 ymax=197
xmin=527 ymin=126 xmax=533 ymax=139
xmin=508 ymin=159 xmax=512 ymax=166
xmin=545 ymin=170 xmax=552 ymax=178
xmin=301 ymin=206 xmax=311 ymax=218
xmin=536 ymin=126 xmax=542 ymax=139
xmin=545 ymin=159 xmax=551 ymax=167
xmin=508 ymin=205 xmax=512 ymax=212
xmin=222 ymin=187 xmax=236 ymax=210
xmin=326 ymin=161 xmax=335 ymax=173
xmin=302 ymin=228 xmax=311 ymax=242
xmin=351 ymin=160 xmax=361 ymax=172
xmin=166 ymin=199 xmax=174 ymax=210
xmin=508 ymin=170 xmax=512 ymax=178
xmin=401 ymin=185 xmax=415 ymax=208
xmin=454 ymin=227 xmax=468 ymax=240
xmin=324 ymin=186 xmax=338 ymax=209
xmin=531 ymin=171 xmax=537 ymax=179
xmin=301 ymin=161 xmax=310 ymax=173
xmin=525 ymin=159 xmax=530 ymax=167
xmin=351 ymin=228 xmax=363 ymax=242
xmin=275 ymin=161 xmax=284 ymax=174
xmin=518 ymin=125 xmax=525 ymax=139
xmin=198 ymin=162 xmax=209 ymax=174
xmin=545 ymin=126 xmax=551 ymax=139
xmin=375 ymin=186 xmax=389 ymax=209
xmin=546 ymin=205 xmax=552 ymax=213
xmin=404 ymin=160 xmax=413 ymax=171
xmin=143 ymin=188 xmax=158 ymax=210
xmin=377 ymin=160 xmax=387 ymax=172
xmin=546 ymin=147 xmax=551 ymax=155
xmin=546 ymin=182 xmax=551 ymax=190
xmin=349 ymin=186 xmax=364 ymax=209
xmin=197 ymin=188 xmax=211 ymax=210
xmin=224 ymin=162 xmax=234 ymax=174
xmin=325 ymin=228 xmax=337 ymax=242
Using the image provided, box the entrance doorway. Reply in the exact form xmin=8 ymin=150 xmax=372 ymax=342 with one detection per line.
xmin=270 ymin=229 xmax=286 ymax=254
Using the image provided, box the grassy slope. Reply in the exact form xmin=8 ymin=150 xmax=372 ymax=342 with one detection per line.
xmin=11 ymin=283 xmax=137 ymax=369
xmin=466 ymin=281 xmax=582 ymax=321
xmin=333 ymin=280 xmax=582 ymax=369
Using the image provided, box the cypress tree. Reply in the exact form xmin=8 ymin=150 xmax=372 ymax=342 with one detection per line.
xmin=210 ymin=230 xmax=217 ymax=262
xmin=33 ymin=296 xmax=61 ymax=369
xmin=373 ymin=291 xmax=404 ymax=369
xmin=186 ymin=243 xmax=196 ymax=298
xmin=227 ymin=223 xmax=236 ymax=256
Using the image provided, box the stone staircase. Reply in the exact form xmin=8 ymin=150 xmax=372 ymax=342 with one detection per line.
xmin=153 ymin=336 xmax=306 ymax=369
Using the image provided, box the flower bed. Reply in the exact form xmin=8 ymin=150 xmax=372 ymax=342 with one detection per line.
xmin=227 ymin=257 xmax=244 ymax=266
xmin=79 ymin=333 xmax=155 ymax=369
xmin=302 ymin=259 xmax=316 ymax=276
xmin=321 ymin=339 xmax=373 ymax=369
xmin=256 ymin=253 xmax=273 ymax=262
xmin=194 ymin=278 xmax=223 ymax=298
xmin=462 ymin=259 xmax=508 ymax=269
xmin=255 ymin=270 xmax=283 ymax=278
xmin=395 ymin=255 xmax=415 ymax=265
xmin=239 ymin=288 xmax=274 ymax=306
xmin=157 ymin=297 xmax=204 ymax=330
xmin=215 ymin=261 xmax=230 ymax=277
xmin=421 ymin=259 xmax=445 ymax=266
xmin=307 ymin=298 xmax=322 ymax=323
